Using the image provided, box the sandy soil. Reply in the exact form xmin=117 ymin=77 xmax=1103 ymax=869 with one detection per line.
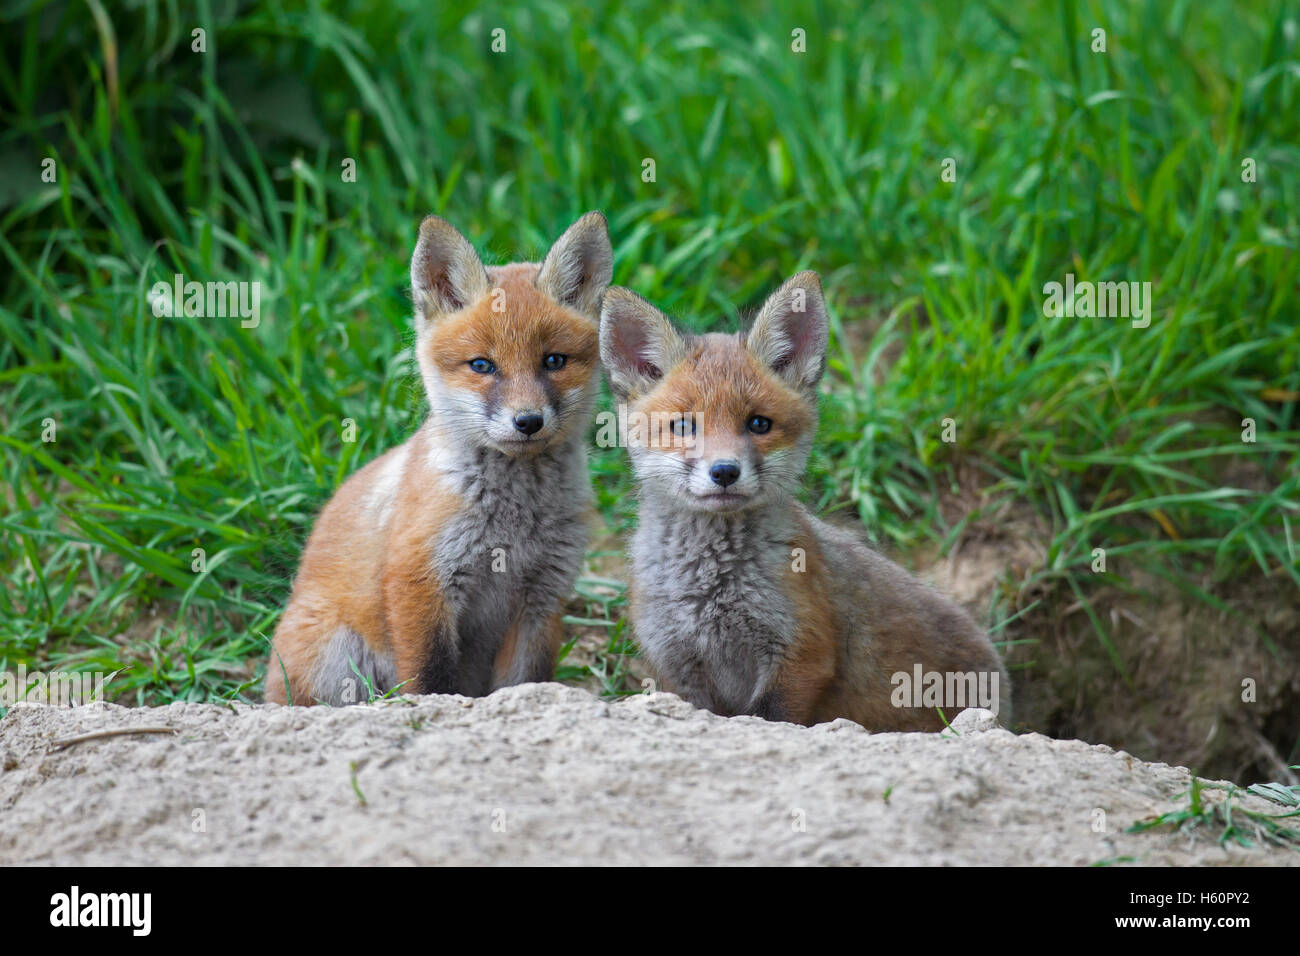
xmin=1 ymin=683 xmax=1294 ymax=866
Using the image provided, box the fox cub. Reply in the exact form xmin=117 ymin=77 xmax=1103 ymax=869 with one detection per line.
xmin=599 ymin=272 xmax=1008 ymax=730
xmin=266 ymin=212 xmax=613 ymax=705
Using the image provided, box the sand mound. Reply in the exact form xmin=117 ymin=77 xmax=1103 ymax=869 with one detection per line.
xmin=0 ymin=683 xmax=1293 ymax=865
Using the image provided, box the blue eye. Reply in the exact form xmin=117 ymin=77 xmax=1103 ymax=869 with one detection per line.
xmin=671 ymin=416 xmax=695 ymax=436
xmin=468 ymin=358 xmax=495 ymax=374
xmin=747 ymin=415 xmax=772 ymax=435
xmin=543 ymin=353 xmax=567 ymax=371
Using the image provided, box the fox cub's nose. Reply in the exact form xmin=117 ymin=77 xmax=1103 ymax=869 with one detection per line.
xmin=513 ymin=411 xmax=544 ymax=436
xmin=709 ymin=460 xmax=741 ymax=487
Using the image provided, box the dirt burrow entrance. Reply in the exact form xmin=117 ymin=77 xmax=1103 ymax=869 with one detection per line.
xmin=912 ymin=486 xmax=1300 ymax=787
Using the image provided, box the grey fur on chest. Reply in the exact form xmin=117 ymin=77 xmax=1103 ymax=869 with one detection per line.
xmin=631 ymin=502 xmax=797 ymax=714
xmin=433 ymin=442 xmax=590 ymax=605
xmin=416 ymin=438 xmax=591 ymax=695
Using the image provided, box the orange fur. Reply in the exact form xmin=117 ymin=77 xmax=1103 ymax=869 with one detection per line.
xmin=639 ymin=336 xmax=811 ymax=457
xmin=774 ymin=520 xmax=839 ymax=724
xmin=429 ymin=265 xmax=599 ymax=425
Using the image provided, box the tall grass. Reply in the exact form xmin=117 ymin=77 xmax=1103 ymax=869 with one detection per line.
xmin=0 ymin=0 xmax=1296 ymax=708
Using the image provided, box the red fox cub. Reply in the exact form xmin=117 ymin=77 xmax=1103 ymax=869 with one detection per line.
xmin=599 ymin=272 xmax=1008 ymax=730
xmin=266 ymin=212 xmax=613 ymax=705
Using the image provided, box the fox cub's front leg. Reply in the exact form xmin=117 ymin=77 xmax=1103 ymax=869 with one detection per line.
xmin=496 ymin=528 xmax=587 ymax=685
xmin=381 ymin=522 xmax=459 ymax=695
xmin=495 ymin=608 xmax=566 ymax=687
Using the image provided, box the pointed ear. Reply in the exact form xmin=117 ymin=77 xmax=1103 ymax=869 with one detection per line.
xmin=411 ymin=216 xmax=490 ymax=331
xmin=535 ymin=211 xmax=613 ymax=317
xmin=599 ymin=287 xmax=687 ymax=399
xmin=745 ymin=271 xmax=828 ymax=390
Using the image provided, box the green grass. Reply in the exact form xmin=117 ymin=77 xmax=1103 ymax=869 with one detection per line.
xmin=1127 ymin=773 xmax=1300 ymax=851
xmin=0 ymin=1 xmax=1297 ymax=732
xmin=1249 ymin=765 xmax=1300 ymax=805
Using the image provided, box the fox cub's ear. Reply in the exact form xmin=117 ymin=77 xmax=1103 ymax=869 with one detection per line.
xmin=411 ymin=216 xmax=491 ymax=331
xmin=535 ymin=211 xmax=614 ymax=318
xmin=599 ymin=288 xmax=687 ymax=399
xmin=746 ymin=271 xmax=829 ymax=391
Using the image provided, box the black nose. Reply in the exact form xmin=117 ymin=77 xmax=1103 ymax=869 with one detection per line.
xmin=513 ymin=412 xmax=544 ymax=436
xmin=709 ymin=460 xmax=741 ymax=487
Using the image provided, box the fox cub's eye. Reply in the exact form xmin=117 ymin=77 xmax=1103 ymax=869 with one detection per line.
xmin=468 ymin=358 xmax=495 ymax=374
xmin=543 ymin=353 xmax=567 ymax=371
xmin=670 ymin=416 xmax=695 ymax=437
xmin=747 ymin=415 xmax=772 ymax=435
